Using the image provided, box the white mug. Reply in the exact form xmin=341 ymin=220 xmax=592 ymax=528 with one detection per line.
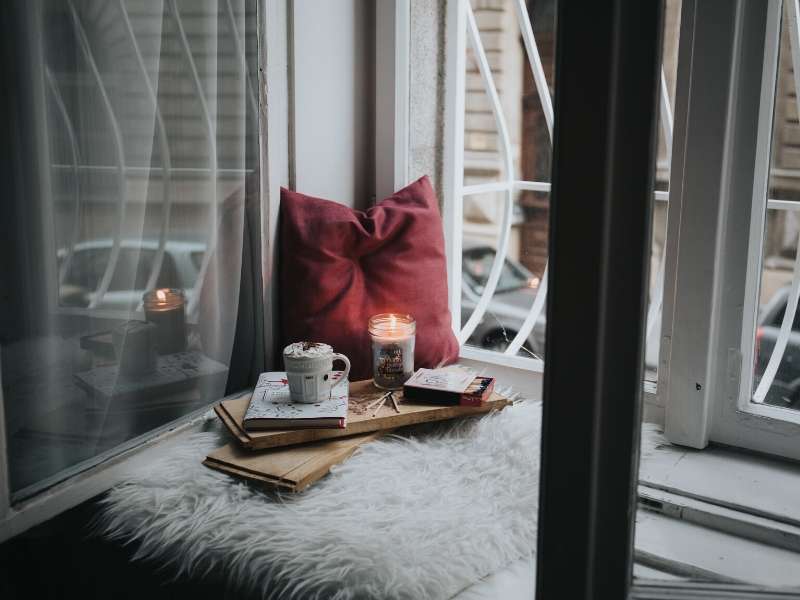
xmin=283 ymin=342 xmax=351 ymax=403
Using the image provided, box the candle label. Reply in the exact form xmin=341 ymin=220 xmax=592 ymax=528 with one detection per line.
xmin=375 ymin=343 xmax=407 ymax=387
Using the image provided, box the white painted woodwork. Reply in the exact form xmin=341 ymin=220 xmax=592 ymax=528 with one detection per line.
xmin=635 ymin=510 xmax=800 ymax=587
xmin=0 ymin=411 xmax=209 ymax=543
xmin=375 ymin=0 xmax=410 ymax=199
xmin=442 ymin=0 xmax=466 ymax=335
xmin=262 ymin=0 xmax=291 ymax=373
xmin=660 ymin=0 xmax=739 ymax=449
xmin=639 ymin=437 xmax=800 ymax=528
xmin=639 ymin=485 xmax=800 ymax=553
xmin=291 ymin=0 xmax=374 ymax=207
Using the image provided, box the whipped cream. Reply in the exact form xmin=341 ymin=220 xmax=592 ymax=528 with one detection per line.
xmin=283 ymin=341 xmax=333 ymax=358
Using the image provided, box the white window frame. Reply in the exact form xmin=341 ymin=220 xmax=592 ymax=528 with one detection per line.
xmin=662 ymin=0 xmax=800 ymax=460
xmin=375 ymin=0 xmax=410 ymax=198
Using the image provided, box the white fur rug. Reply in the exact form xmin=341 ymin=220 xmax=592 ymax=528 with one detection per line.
xmin=97 ymin=399 xmax=541 ymax=599
xmin=98 ymin=399 xmax=664 ymax=599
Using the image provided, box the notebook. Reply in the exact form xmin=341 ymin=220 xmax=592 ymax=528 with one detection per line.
xmin=243 ymin=371 xmax=348 ymax=431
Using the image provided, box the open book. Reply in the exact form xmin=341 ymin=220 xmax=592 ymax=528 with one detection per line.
xmin=243 ymin=371 xmax=348 ymax=431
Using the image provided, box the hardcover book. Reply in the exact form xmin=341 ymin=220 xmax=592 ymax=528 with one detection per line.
xmin=243 ymin=371 xmax=348 ymax=431
xmin=215 ymin=379 xmax=512 ymax=450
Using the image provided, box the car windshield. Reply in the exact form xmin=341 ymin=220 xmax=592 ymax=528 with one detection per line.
xmin=463 ymin=247 xmax=532 ymax=293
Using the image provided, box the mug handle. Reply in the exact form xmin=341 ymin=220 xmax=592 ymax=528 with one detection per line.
xmin=331 ymin=353 xmax=351 ymax=389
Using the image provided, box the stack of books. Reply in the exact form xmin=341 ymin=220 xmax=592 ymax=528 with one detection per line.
xmin=204 ymin=367 xmax=510 ymax=492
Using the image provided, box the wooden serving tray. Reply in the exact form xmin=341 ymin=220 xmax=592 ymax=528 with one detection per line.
xmin=203 ymin=431 xmax=385 ymax=493
xmin=214 ymin=379 xmax=511 ymax=451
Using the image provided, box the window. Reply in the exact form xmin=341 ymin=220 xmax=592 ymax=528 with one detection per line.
xmin=0 ymin=0 xmax=260 ymax=524
xmin=443 ymin=0 xmax=677 ymax=378
xmin=661 ymin=0 xmax=800 ymax=461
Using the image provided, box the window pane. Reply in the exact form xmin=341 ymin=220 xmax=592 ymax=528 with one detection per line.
xmin=752 ymin=2 xmax=800 ymax=412
xmin=458 ymin=0 xmax=673 ymax=377
xmin=0 ymin=0 xmax=258 ymax=500
xmin=460 ymin=0 xmax=551 ymax=361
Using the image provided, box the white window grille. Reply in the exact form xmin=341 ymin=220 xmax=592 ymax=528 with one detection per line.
xmin=445 ymin=0 xmax=675 ymax=373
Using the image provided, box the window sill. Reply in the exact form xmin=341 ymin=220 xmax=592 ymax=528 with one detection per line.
xmin=0 ymin=399 xmax=220 ymax=543
xmin=459 ymin=346 xmax=544 ymax=373
xmin=455 ymin=428 xmax=800 ymax=598
xmin=635 ymin=425 xmax=800 ymax=587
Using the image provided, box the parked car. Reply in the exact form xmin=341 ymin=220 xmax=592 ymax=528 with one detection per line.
xmin=754 ymin=285 xmax=800 ymax=409
xmin=461 ymin=240 xmax=546 ymax=357
xmin=57 ymin=239 xmax=206 ymax=311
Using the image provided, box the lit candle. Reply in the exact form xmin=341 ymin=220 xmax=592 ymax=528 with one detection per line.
xmin=142 ymin=288 xmax=187 ymax=355
xmin=368 ymin=313 xmax=416 ymax=389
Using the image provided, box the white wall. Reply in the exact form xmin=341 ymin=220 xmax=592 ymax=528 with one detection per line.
xmin=291 ymin=0 xmax=374 ymax=208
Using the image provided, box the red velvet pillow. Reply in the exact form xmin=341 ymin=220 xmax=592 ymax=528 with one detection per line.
xmin=280 ymin=176 xmax=460 ymax=380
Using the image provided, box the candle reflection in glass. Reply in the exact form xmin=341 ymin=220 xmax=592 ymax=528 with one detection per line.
xmin=368 ymin=313 xmax=415 ymax=389
xmin=142 ymin=288 xmax=187 ymax=354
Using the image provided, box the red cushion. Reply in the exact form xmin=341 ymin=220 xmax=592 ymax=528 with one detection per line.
xmin=280 ymin=176 xmax=460 ymax=379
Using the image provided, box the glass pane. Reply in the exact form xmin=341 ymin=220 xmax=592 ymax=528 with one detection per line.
xmin=752 ymin=2 xmax=800 ymax=411
xmin=460 ymin=0 xmax=552 ymax=361
xmin=1 ymin=0 xmax=257 ymax=500
xmin=459 ymin=0 xmax=674 ymax=378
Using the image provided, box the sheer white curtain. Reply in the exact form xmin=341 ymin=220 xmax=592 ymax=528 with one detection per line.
xmin=0 ymin=0 xmax=257 ymax=500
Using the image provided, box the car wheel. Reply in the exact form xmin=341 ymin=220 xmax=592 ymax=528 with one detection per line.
xmin=482 ymin=330 xmax=515 ymax=353
xmin=482 ymin=329 xmax=540 ymax=357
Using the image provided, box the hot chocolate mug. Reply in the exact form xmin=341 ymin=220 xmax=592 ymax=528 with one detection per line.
xmin=283 ymin=342 xmax=351 ymax=403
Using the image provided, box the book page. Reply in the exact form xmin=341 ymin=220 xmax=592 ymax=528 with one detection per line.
xmin=404 ymin=367 xmax=476 ymax=394
xmin=244 ymin=372 xmax=348 ymax=422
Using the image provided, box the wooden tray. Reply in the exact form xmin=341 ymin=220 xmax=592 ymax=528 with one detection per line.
xmin=203 ymin=431 xmax=385 ymax=492
xmin=214 ymin=379 xmax=511 ymax=450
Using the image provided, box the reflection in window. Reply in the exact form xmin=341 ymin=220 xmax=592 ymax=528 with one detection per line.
xmin=1 ymin=0 xmax=257 ymax=500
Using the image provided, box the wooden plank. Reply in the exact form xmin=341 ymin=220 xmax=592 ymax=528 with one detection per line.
xmin=203 ymin=431 xmax=385 ymax=492
xmin=215 ymin=379 xmax=512 ymax=450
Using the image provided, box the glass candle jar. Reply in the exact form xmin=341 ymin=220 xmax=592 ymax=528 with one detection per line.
xmin=142 ymin=288 xmax=187 ymax=355
xmin=368 ymin=313 xmax=416 ymax=389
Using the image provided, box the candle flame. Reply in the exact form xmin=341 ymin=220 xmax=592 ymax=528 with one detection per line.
xmin=390 ymin=314 xmax=397 ymax=329
xmin=156 ymin=289 xmax=167 ymax=302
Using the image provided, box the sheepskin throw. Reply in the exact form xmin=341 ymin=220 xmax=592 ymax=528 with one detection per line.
xmin=98 ymin=399 xmax=540 ymax=599
xmin=98 ymin=398 xmax=668 ymax=599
